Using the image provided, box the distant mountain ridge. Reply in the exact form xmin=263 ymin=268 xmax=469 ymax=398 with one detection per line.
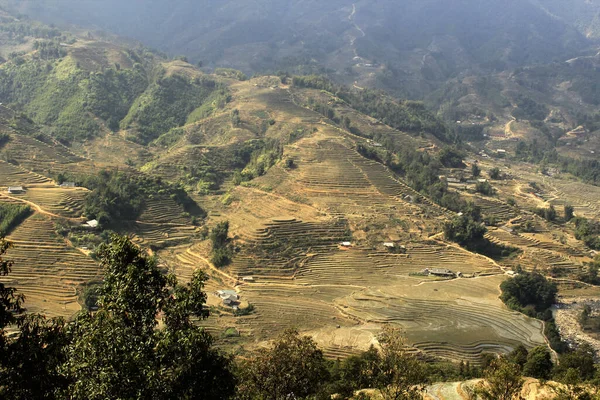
xmin=1 ymin=0 xmax=594 ymax=98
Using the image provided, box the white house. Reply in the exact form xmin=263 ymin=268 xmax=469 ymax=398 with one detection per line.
xmin=7 ymin=186 xmax=24 ymax=194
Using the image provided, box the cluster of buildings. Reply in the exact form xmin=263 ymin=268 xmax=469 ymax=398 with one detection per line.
xmin=216 ymin=290 xmax=240 ymax=309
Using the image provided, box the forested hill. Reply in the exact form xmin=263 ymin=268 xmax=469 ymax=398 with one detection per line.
xmin=1 ymin=0 xmax=593 ymax=98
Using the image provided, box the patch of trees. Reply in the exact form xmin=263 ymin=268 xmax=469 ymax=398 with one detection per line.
xmin=533 ymin=205 xmax=557 ymax=222
xmin=578 ymin=256 xmax=600 ymax=285
xmin=500 ymin=272 xmax=557 ymax=318
xmin=475 ymin=181 xmax=495 ymax=196
xmin=33 ymin=40 xmax=67 ymax=60
xmin=512 ymin=95 xmax=549 ymax=121
xmin=210 ymin=221 xmax=232 ymax=267
xmin=573 ymin=217 xmax=600 ymax=250
xmin=500 ymin=272 xmax=567 ymax=352
xmin=444 ymin=215 xmax=487 ymax=246
xmin=0 ymin=235 xmax=235 ymax=399
xmin=214 ymin=68 xmax=247 ymax=81
xmin=82 ymin=170 xmax=202 ymax=227
xmin=488 ymin=167 xmax=502 ymax=180
xmin=0 ymin=133 xmax=10 ymax=148
xmin=121 ymin=74 xmax=219 ymax=144
xmin=232 ymin=139 xmax=283 ymax=184
xmin=0 ymin=203 xmax=31 ymax=236
xmin=0 ymin=52 xmax=150 ymax=143
xmin=438 ymin=146 xmax=465 ymax=168
xmin=0 ymin=21 xmax=62 ymax=41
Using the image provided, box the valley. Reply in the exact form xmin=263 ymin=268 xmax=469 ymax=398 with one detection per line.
xmin=0 ymin=4 xmax=600 ymax=398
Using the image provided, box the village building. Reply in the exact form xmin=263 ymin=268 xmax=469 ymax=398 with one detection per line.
xmin=340 ymin=241 xmax=352 ymax=248
xmin=85 ymin=219 xmax=99 ymax=229
xmin=217 ymin=290 xmax=240 ymax=307
xmin=59 ymin=182 xmax=77 ymax=188
xmin=383 ymin=242 xmax=395 ymax=249
xmin=7 ymin=186 xmax=24 ymax=194
xmin=241 ymin=276 xmax=255 ymax=282
xmin=423 ymin=268 xmax=455 ymax=277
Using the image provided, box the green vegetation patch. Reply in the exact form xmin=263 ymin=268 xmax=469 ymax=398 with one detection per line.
xmin=81 ymin=169 xmax=203 ymax=227
xmin=0 ymin=203 xmax=31 ymax=236
xmin=121 ymin=73 xmax=219 ymax=144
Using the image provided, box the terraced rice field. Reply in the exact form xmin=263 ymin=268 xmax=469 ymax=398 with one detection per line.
xmin=487 ymin=228 xmax=587 ymax=272
xmin=128 ymin=222 xmax=197 ymax=248
xmin=0 ymin=160 xmax=53 ymax=187
xmin=2 ymin=134 xmax=84 ymax=166
xmin=284 ymin=136 xmax=443 ymax=220
xmin=469 ymin=196 xmax=517 ymax=222
xmin=337 ymin=276 xmax=546 ymax=363
xmin=19 ymin=187 xmax=88 ymax=218
xmin=295 ymin=243 xmax=500 ymax=286
xmin=230 ymin=217 xmax=350 ymax=279
xmin=0 ymin=213 xmax=101 ymax=317
xmin=552 ymin=180 xmax=600 ymax=220
xmin=138 ymin=196 xmax=191 ymax=224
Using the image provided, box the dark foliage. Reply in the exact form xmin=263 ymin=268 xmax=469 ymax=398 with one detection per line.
xmin=0 ymin=203 xmax=31 ymax=236
xmin=82 ymin=170 xmax=202 ymax=226
xmin=500 ymin=272 xmax=558 ymax=316
xmin=210 ymin=221 xmax=232 ymax=267
xmin=444 ymin=215 xmax=487 ymax=246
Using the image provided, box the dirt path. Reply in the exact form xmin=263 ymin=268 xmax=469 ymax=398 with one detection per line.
xmin=347 ymin=3 xmax=366 ymax=58
xmin=504 ymin=118 xmax=516 ymax=137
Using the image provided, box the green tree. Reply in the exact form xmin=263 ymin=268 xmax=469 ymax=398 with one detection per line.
xmin=522 ymin=346 xmax=553 ymax=380
xmin=444 ymin=216 xmax=487 ymax=246
xmin=471 ymin=357 xmax=524 ymax=400
xmin=508 ymin=345 xmax=528 ymax=367
xmin=500 ymin=272 xmax=557 ymax=316
xmin=210 ymin=221 xmax=232 ymax=267
xmin=489 ymin=168 xmax=502 ymax=180
xmin=438 ymin=146 xmax=466 ymax=168
xmin=1 ymin=315 xmax=69 ymax=400
xmin=555 ymin=344 xmax=596 ymax=382
xmin=475 ymin=181 xmax=495 ymax=196
xmin=472 ymin=163 xmax=481 ymax=177
xmin=63 ymin=235 xmax=235 ymax=400
xmin=0 ymin=239 xmax=23 ymax=329
xmin=375 ymin=327 xmax=428 ymax=400
xmin=237 ymin=328 xmax=330 ymax=400
xmin=564 ymin=204 xmax=575 ymax=222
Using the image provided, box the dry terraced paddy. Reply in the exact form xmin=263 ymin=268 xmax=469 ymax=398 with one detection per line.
xmin=127 ymin=222 xmax=197 ymax=248
xmin=138 ymin=196 xmax=191 ymax=224
xmin=0 ymin=213 xmax=101 ymax=317
xmin=2 ymin=134 xmax=83 ymax=167
xmin=284 ymin=135 xmax=443 ymax=220
xmin=295 ymin=243 xmax=500 ymax=286
xmin=0 ymin=160 xmax=53 ymax=187
xmin=335 ymin=276 xmax=546 ymax=362
xmin=229 ymin=217 xmax=350 ymax=280
xmin=18 ymin=187 xmax=88 ymax=218
xmin=551 ymin=180 xmax=600 ymax=220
